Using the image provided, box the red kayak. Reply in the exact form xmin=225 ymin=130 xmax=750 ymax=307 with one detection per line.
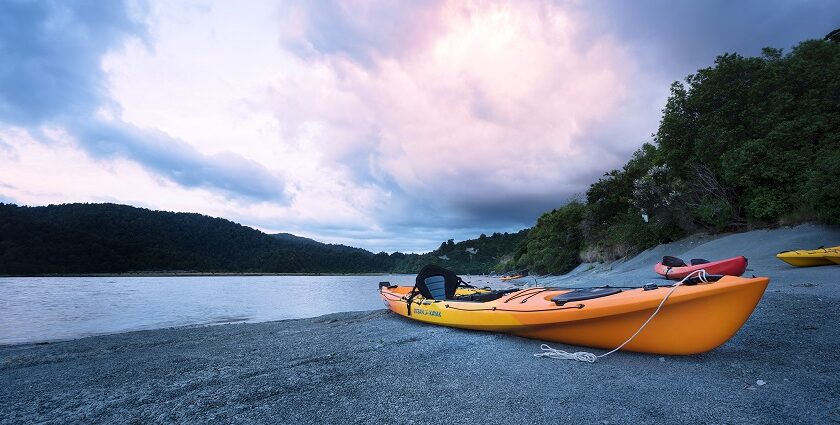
xmin=654 ymin=255 xmax=748 ymax=280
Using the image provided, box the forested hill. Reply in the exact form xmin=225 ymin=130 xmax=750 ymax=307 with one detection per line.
xmin=0 ymin=203 xmax=383 ymax=274
xmin=7 ymin=38 xmax=834 ymax=277
xmin=0 ymin=203 xmax=526 ymax=275
xmin=502 ymin=36 xmax=840 ymax=275
xmin=390 ymin=230 xmax=529 ymax=275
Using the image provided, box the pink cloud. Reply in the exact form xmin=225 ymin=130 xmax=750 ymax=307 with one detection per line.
xmin=269 ymin=0 xmax=637 ymax=223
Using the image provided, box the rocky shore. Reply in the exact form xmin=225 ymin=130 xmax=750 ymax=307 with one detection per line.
xmin=3 ymin=224 xmax=839 ymax=424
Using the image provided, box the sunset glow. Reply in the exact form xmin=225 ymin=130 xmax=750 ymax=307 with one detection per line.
xmin=0 ymin=0 xmax=835 ymax=251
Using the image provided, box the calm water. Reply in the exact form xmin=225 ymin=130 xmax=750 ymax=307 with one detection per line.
xmin=0 ymin=275 xmax=418 ymax=345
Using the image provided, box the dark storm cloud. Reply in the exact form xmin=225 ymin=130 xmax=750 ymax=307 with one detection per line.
xmin=0 ymin=0 xmax=289 ymax=203
xmin=576 ymin=0 xmax=840 ymax=79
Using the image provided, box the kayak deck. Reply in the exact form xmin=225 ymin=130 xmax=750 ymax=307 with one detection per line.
xmin=380 ymin=276 xmax=769 ymax=355
xmin=776 ymin=246 xmax=840 ymax=267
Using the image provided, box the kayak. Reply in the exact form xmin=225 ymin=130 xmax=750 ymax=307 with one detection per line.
xmin=379 ymin=275 xmax=769 ymax=355
xmin=654 ymin=256 xmax=748 ymax=280
xmin=776 ymin=246 xmax=840 ymax=267
xmin=499 ymin=270 xmax=528 ymax=281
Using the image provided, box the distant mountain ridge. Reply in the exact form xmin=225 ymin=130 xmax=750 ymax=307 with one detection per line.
xmin=270 ymin=233 xmax=322 ymax=246
xmin=269 ymin=232 xmax=371 ymax=253
xmin=0 ymin=203 xmax=527 ymax=275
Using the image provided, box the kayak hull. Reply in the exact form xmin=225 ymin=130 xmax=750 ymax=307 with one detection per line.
xmin=776 ymin=247 xmax=840 ymax=267
xmin=654 ymin=256 xmax=748 ymax=280
xmin=380 ymin=276 xmax=769 ymax=355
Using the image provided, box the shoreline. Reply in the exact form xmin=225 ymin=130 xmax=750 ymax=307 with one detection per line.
xmin=3 ymin=289 xmax=839 ymax=423
xmin=3 ymin=224 xmax=839 ymax=422
xmin=0 ymin=272 xmax=407 ymax=278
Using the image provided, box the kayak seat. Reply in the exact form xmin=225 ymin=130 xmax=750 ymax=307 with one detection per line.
xmin=662 ymin=256 xmax=687 ymax=267
xmin=423 ymin=275 xmax=447 ymax=299
xmin=415 ymin=264 xmax=462 ymax=300
xmin=552 ymin=287 xmax=622 ymax=306
xmin=690 ymin=258 xmax=710 ymax=265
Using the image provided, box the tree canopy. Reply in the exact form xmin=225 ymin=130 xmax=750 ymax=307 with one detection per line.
xmin=506 ymin=38 xmax=840 ymax=274
xmin=0 ymin=203 xmax=526 ymax=275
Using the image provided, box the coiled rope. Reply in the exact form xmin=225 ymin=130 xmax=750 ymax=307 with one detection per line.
xmin=534 ymin=270 xmax=711 ymax=363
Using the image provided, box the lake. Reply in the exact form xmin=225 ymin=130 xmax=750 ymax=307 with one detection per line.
xmin=0 ymin=275 xmax=422 ymax=345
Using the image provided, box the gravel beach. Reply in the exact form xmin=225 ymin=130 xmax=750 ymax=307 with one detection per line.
xmin=2 ymin=224 xmax=839 ymax=424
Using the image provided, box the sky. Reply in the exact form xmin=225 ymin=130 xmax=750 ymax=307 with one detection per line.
xmin=0 ymin=0 xmax=837 ymax=253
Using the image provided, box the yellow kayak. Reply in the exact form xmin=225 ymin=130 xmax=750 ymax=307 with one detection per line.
xmin=776 ymin=246 xmax=840 ymax=267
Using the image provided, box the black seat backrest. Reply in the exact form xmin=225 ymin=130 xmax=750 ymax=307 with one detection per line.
xmin=690 ymin=258 xmax=710 ymax=265
xmin=415 ymin=264 xmax=461 ymax=300
xmin=662 ymin=256 xmax=687 ymax=267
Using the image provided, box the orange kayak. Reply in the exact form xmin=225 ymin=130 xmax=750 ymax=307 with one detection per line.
xmin=380 ymin=275 xmax=769 ymax=355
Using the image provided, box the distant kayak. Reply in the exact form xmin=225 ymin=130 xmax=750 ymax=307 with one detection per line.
xmin=776 ymin=246 xmax=840 ymax=267
xmin=499 ymin=269 xmax=528 ymax=281
xmin=380 ymin=270 xmax=769 ymax=355
xmin=654 ymin=256 xmax=747 ymax=280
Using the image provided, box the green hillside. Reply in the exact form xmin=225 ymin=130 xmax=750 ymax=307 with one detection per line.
xmin=389 ymin=230 xmax=528 ymax=275
xmin=3 ymin=37 xmax=836 ymax=277
xmin=0 ymin=203 xmax=388 ymax=274
xmin=504 ymin=37 xmax=840 ymax=274
xmin=0 ymin=203 xmax=524 ymax=275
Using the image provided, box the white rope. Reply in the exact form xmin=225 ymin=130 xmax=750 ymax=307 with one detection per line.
xmin=535 ymin=343 xmax=599 ymax=362
xmin=535 ymin=270 xmax=710 ymax=362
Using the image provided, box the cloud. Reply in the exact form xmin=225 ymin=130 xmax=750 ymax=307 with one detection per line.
xmin=3 ymin=0 xmax=836 ymax=253
xmin=271 ymin=0 xmax=637 ymax=230
xmin=71 ymin=119 xmax=287 ymax=202
xmin=575 ymin=0 xmax=840 ymax=79
xmin=279 ymin=0 xmax=446 ymax=65
xmin=0 ymin=124 xmax=261 ymax=215
xmin=0 ymin=0 xmax=289 ymax=203
xmin=268 ymin=0 xmax=840 ymax=240
xmin=0 ymin=0 xmax=144 ymax=124
xmin=0 ymin=182 xmax=16 ymax=204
